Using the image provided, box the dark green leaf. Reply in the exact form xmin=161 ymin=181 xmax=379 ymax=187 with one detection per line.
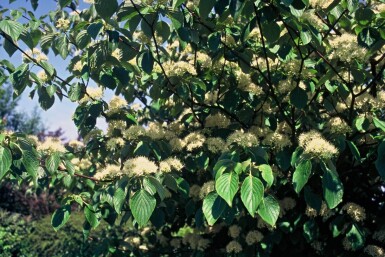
xmin=322 ymin=162 xmax=344 ymax=209
xmin=240 ymin=175 xmax=264 ymax=217
xmin=46 ymin=152 xmax=60 ymax=173
xmin=259 ymin=164 xmax=274 ymax=187
xmin=140 ymin=50 xmax=154 ymax=74
xmin=292 ymin=160 xmax=312 ymax=194
xmin=375 ymin=140 xmax=385 ymax=180
xmin=199 ymin=0 xmax=216 ymax=19
xmin=0 ymin=146 xmax=12 ymax=180
xmin=257 ymin=195 xmax=280 ymax=226
xmin=95 ymin=0 xmax=118 ymax=20
xmin=290 ymin=86 xmax=308 ymax=109
xmin=84 ymin=205 xmax=101 ymax=228
xmin=202 ymin=192 xmax=226 ymax=225
xmin=87 ymin=23 xmax=103 ymax=40
xmin=129 ymin=189 xmax=156 ymax=227
xmin=346 ymin=224 xmax=365 ymax=250
xmin=114 ymin=177 xmax=129 ymax=214
xmin=215 ymin=172 xmax=239 ymax=207
xmin=346 ymin=141 xmax=360 ymax=162
xmin=51 ymin=205 xmax=71 ymax=231
xmin=0 ymin=20 xmax=24 ymax=42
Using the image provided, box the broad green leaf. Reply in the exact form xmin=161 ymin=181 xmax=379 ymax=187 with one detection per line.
xmin=3 ymin=37 xmax=18 ymax=57
xmin=375 ymin=141 xmax=385 ymax=180
xmin=292 ymin=160 xmax=312 ymax=194
xmin=215 ymin=172 xmax=239 ymax=207
xmin=84 ymin=205 xmax=101 ymax=228
xmin=40 ymin=61 xmax=55 ymax=76
xmin=202 ymin=192 xmax=226 ymax=225
xmin=199 ymin=0 xmax=216 ymax=19
xmin=95 ymin=0 xmax=118 ymax=20
xmin=59 ymin=0 xmax=71 ymax=8
xmin=358 ymin=27 xmax=380 ymax=48
xmin=346 ymin=141 xmax=360 ymax=162
xmin=87 ymin=23 xmax=103 ymax=39
xmin=146 ymin=176 xmax=167 ymax=201
xmin=51 ymin=204 xmax=71 ymax=231
xmin=38 ymin=86 xmax=55 ymax=110
xmin=259 ymin=164 xmax=274 ymax=187
xmin=322 ymin=162 xmax=344 ymax=209
xmin=114 ymin=177 xmax=129 ymax=214
xmin=10 ymin=64 xmax=29 ymax=96
xmin=45 ymin=152 xmax=60 ymax=173
xmin=0 ymin=146 xmax=12 ymax=180
xmin=373 ymin=117 xmax=385 ymax=132
xmin=140 ymin=50 xmax=154 ymax=74
xmin=345 ymin=224 xmax=365 ymax=250
xmin=240 ymin=175 xmax=264 ymax=217
xmin=290 ymin=86 xmax=308 ymax=109
xmin=68 ymin=83 xmax=85 ymax=102
xmin=300 ymin=29 xmax=312 ymax=45
xmin=0 ymin=20 xmax=24 ymax=42
xmin=129 ymin=189 xmax=156 ymax=227
xmin=22 ymin=150 xmax=39 ymax=179
xmin=257 ymin=195 xmax=280 ymax=226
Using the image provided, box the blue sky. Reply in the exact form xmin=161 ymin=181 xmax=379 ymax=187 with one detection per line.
xmin=1 ymin=0 xmax=112 ymax=139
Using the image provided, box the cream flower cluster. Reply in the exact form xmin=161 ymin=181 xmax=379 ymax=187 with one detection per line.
xmin=79 ymin=87 xmax=104 ymax=104
xmin=159 ymin=157 xmax=184 ymax=172
xmin=329 ymin=33 xmax=368 ymax=63
xmin=56 ymin=18 xmax=70 ymax=30
xmin=364 ymin=245 xmax=385 ymax=257
xmin=308 ymin=0 xmax=334 ymax=9
xmin=227 ymin=130 xmax=259 ymax=148
xmin=298 ymin=130 xmax=338 ymax=159
xmin=22 ymin=48 xmax=48 ymax=63
xmin=226 ymin=240 xmax=242 ymax=253
xmin=205 ymin=137 xmax=227 ymax=153
xmin=164 ymin=61 xmax=197 ymax=77
xmin=342 ymin=202 xmax=366 ymax=222
xmin=94 ymin=164 xmax=121 ymax=180
xmin=107 ymin=96 xmax=127 ymax=115
xmin=327 ymin=117 xmax=351 ymax=134
xmin=182 ymin=232 xmax=210 ymax=251
xmin=205 ymin=113 xmax=231 ymax=128
xmin=123 ymin=156 xmax=158 ymax=177
xmin=37 ymin=70 xmax=49 ymax=83
xmin=236 ymin=70 xmax=263 ymax=95
xmin=37 ymin=137 xmax=66 ymax=153
xmin=245 ymin=230 xmax=264 ymax=245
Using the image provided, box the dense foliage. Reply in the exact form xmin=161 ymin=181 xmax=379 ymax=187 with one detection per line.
xmin=1 ymin=0 xmax=385 ymax=256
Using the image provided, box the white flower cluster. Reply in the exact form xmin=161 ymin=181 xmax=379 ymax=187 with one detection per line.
xmin=123 ymin=156 xmax=158 ymax=177
xmin=22 ymin=48 xmax=48 ymax=63
xmin=79 ymin=86 xmax=104 ymax=104
xmin=227 ymin=130 xmax=259 ymax=148
xmin=298 ymin=130 xmax=338 ymax=159
xmin=329 ymin=33 xmax=368 ymax=63
xmin=37 ymin=137 xmax=66 ymax=153
xmin=56 ymin=18 xmax=70 ymax=30
xmin=342 ymin=202 xmax=366 ymax=222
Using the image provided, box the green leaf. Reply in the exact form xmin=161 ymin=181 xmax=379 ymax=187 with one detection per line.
xmin=51 ymin=205 xmax=71 ymax=231
xmin=345 ymin=224 xmax=365 ymax=251
xmin=10 ymin=64 xmax=30 ymax=96
xmin=129 ymin=189 xmax=156 ymax=227
xmin=40 ymin=61 xmax=55 ymax=76
xmin=0 ymin=20 xmax=24 ymax=42
xmin=262 ymin=22 xmax=281 ymax=43
xmin=346 ymin=141 xmax=360 ymax=162
xmin=22 ymin=150 xmax=39 ymax=179
xmin=358 ymin=27 xmax=380 ymax=48
xmin=322 ymin=162 xmax=344 ymax=209
xmin=199 ymin=0 xmax=216 ymax=19
xmin=290 ymin=86 xmax=308 ymax=109
xmin=140 ymin=50 xmax=154 ymax=74
xmin=87 ymin=23 xmax=103 ymax=40
xmin=45 ymin=152 xmax=60 ymax=173
xmin=375 ymin=140 xmax=385 ymax=180
xmin=202 ymin=192 xmax=227 ymax=225
xmin=59 ymin=0 xmax=71 ymax=8
xmin=240 ymin=175 xmax=264 ymax=217
xmin=38 ymin=86 xmax=55 ymax=110
xmin=259 ymin=164 xmax=274 ymax=187
xmin=3 ymin=37 xmax=18 ymax=57
xmin=300 ymin=29 xmax=312 ymax=45
xmin=68 ymin=83 xmax=85 ymax=102
xmin=215 ymin=172 xmax=239 ymax=207
xmin=95 ymin=0 xmax=118 ymax=20
xmin=373 ymin=117 xmax=385 ymax=132
xmin=147 ymin=176 xmax=167 ymax=201
xmin=114 ymin=177 xmax=129 ymax=214
xmin=84 ymin=205 xmax=100 ymax=228
xmin=257 ymin=195 xmax=280 ymax=226
xmin=292 ymin=160 xmax=312 ymax=194
xmin=0 ymin=146 xmax=12 ymax=180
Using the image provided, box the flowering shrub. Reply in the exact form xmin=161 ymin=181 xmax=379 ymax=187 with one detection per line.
xmin=1 ymin=0 xmax=385 ymax=256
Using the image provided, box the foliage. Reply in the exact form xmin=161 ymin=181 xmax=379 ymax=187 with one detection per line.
xmin=1 ymin=0 xmax=385 ymax=256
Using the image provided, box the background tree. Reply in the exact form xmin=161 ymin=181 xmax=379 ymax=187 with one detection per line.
xmin=1 ymin=0 xmax=385 ymax=256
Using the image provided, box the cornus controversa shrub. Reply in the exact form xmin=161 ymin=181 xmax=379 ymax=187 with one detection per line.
xmin=1 ymin=0 xmax=385 ymax=256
